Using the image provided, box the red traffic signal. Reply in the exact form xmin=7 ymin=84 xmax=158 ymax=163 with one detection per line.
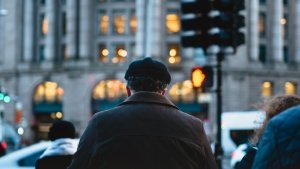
xmin=191 ymin=66 xmax=214 ymax=88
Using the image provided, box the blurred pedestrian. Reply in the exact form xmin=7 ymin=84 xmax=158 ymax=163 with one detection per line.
xmin=252 ymin=101 xmax=300 ymax=169
xmin=237 ymin=94 xmax=300 ymax=169
xmin=35 ymin=120 xmax=77 ymax=169
xmin=68 ymin=57 xmax=217 ymax=169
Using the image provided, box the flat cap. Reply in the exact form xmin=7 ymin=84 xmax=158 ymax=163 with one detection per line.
xmin=125 ymin=57 xmax=171 ymax=84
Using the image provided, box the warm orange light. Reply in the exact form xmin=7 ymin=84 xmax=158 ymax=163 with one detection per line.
xmin=192 ymin=69 xmax=205 ymax=88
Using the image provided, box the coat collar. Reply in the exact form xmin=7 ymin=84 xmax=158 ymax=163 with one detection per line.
xmin=118 ymin=91 xmax=179 ymax=110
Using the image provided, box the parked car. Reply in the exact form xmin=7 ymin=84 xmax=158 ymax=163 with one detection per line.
xmin=0 ymin=139 xmax=79 ymax=169
xmin=230 ymin=143 xmax=252 ymax=169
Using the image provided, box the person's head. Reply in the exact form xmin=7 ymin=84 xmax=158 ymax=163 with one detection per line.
xmin=124 ymin=57 xmax=171 ymax=96
xmin=250 ymin=94 xmax=300 ymax=146
xmin=48 ymin=120 xmax=76 ymax=141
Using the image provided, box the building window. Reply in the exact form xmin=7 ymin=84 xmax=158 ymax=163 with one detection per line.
xmin=92 ymin=80 xmax=127 ymax=113
xmin=40 ymin=0 xmax=46 ymax=5
xmin=99 ymin=0 xmax=107 ymax=2
xmin=130 ymin=11 xmax=137 ymax=34
xmin=98 ymin=45 xmax=109 ymax=63
xmin=33 ymin=81 xmax=64 ymax=104
xmin=261 ymin=81 xmax=273 ymax=98
xmin=282 ymin=16 xmax=288 ymax=39
xmin=169 ymin=80 xmax=195 ymax=103
xmin=98 ymin=11 xmax=109 ymax=35
xmin=112 ymin=45 xmax=127 ymax=63
xmin=130 ymin=43 xmax=135 ymax=58
xmin=113 ymin=10 xmax=126 ymax=34
xmin=92 ymin=80 xmax=126 ymax=101
xmin=41 ymin=14 xmax=48 ymax=37
xmin=166 ymin=11 xmax=180 ymax=34
xmin=283 ymin=46 xmax=288 ymax=63
xmin=259 ymin=0 xmax=266 ymax=4
xmin=259 ymin=45 xmax=266 ymax=63
xmin=62 ymin=12 xmax=67 ymax=35
xmin=62 ymin=45 xmax=67 ymax=60
xmin=283 ymin=0 xmax=288 ymax=5
xmin=168 ymin=44 xmax=181 ymax=64
xmin=39 ymin=45 xmax=45 ymax=62
xmin=259 ymin=13 xmax=266 ymax=37
xmin=285 ymin=82 xmax=296 ymax=94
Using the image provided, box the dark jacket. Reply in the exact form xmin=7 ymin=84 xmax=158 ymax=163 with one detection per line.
xmin=68 ymin=92 xmax=217 ymax=169
xmin=237 ymin=146 xmax=257 ymax=169
xmin=252 ymin=105 xmax=300 ymax=169
xmin=35 ymin=138 xmax=78 ymax=169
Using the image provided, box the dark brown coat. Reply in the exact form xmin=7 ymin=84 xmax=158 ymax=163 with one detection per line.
xmin=68 ymin=92 xmax=217 ymax=169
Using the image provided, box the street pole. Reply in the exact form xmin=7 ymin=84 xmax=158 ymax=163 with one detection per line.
xmin=215 ymin=51 xmax=224 ymax=169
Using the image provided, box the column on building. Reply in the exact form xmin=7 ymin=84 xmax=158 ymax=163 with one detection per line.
xmin=135 ymin=0 xmax=146 ymax=58
xmin=288 ymin=0 xmax=300 ymax=64
xmin=248 ymin=0 xmax=259 ymax=61
xmin=23 ymin=0 xmax=34 ymax=62
xmin=66 ymin=0 xmax=78 ymax=59
xmin=267 ymin=0 xmax=283 ymax=63
xmin=44 ymin=0 xmax=56 ymax=61
xmin=151 ymin=0 xmax=163 ymax=59
xmin=79 ymin=0 xmax=93 ymax=60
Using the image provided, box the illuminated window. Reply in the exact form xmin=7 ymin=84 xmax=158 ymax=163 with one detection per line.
xmin=261 ymin=81 xmax=273 ymax=97
xmin=168 ymin=44 xmax=181 ymax=64
xmin=285 ymin=82 xmax=296 ymax=94
xmin=41 ymin=14 xmax=48 ymax=37
xmin=98 ymin=11 xmax=109 ymax=35
xmin=169 ymin=80 xmax=197 ymax=103
xmin=33 ymin=81 xmax=64 ymax=104
xmin=282 ymin=16 xmax=288 ymax=39
xmin=113 ymin=45 xmax=127 ymax=63
xmin=130 ymin=11 xmax=137 ymax=34
xmin=113 ymin=10 xmax=126 ymax=34
xmin=98 ymin=45 xmax=109 ymax=63
xmin=166 ymin=12 xmax=180 ymax=34
xmin=259 ymin=13 xmax=266 ymax=37
xmin=92 ymin=80 xmax=127 ymax=101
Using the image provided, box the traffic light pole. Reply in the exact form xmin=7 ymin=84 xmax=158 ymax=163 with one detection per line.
xmin=215 ymin=51 xmax=224 ymax=169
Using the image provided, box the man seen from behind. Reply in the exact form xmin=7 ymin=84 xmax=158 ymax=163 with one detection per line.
xmin=68 ymin=57 xmax=217 ymax=169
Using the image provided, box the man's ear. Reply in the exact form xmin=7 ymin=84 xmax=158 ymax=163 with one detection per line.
xmin=126 ymin=86 xmax=131 ymax=97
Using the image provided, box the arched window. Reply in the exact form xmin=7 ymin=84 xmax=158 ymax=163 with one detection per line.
xmin=32 ymin=81 xmax=64 ymax=141
xmin=168 ymin=80 xmax=209 ymax=120
xmin=92 ymin=80 xmax=127 ymax=113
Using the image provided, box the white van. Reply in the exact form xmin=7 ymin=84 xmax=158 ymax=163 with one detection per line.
xmin=221 ymin=110 xmax=265 ymax=156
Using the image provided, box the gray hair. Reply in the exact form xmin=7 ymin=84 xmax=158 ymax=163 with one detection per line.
xmin=126 ymin=76 xmax=168 ymax=92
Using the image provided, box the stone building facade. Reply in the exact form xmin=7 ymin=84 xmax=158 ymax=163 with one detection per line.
xmin=0 ymin=0 xmax=299 ymax=144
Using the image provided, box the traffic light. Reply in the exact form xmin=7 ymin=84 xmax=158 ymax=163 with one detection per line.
xmin=180 ymin=0 xmax=213 ymax=49
xmin=191 ymin=66 xmax=214 ymax=88
xmin=0 ymin=91 xmax=4 ymax=101
xmin=3 ymin=94 xmax=10 ymax=103
xmin=180 ymin=0 xmax=245 ymax=53
xmin=212 ymin=0 xmax=245 ymax=49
